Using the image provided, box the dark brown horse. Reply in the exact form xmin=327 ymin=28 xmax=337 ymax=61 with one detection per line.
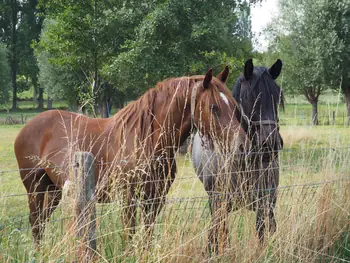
xmin=192 ymin=60 xmax=284 ymax=253
xmin=14 ymin=68 xmax=247 ymax=247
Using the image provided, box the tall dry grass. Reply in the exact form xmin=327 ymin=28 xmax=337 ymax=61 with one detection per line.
xmin=1 ymin=115 xmax=350 ymax=262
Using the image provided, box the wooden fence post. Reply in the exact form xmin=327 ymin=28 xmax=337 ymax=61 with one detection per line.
xmin=74 ymin=152 xmax=96 ymax=262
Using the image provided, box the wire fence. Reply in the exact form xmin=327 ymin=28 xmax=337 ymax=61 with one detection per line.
xmin=0 ymin=165 xmax=348 ymax=200
xmin=1 ymin=177 xmax=348 ymax=231
xmin=1 ymin=146 xmax=350 ymax=262
xmin=1 ymin=180 xmax=349 ymax=262
xmin=1 ymin=145 xmax=349 ymax=175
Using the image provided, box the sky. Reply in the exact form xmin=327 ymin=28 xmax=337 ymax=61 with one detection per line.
xmin=251 ymin=0 xmax=279 ymax=51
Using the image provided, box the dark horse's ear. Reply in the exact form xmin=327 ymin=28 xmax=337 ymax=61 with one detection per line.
xmin=269 ymin=59 xmax=283 ymax=79
xmin=244 ymin=58 xmax=254 ymax=80
xmin=217 ymin=66 xmax=229 ymax=83
xmin=203 ymin=68 xmax=213 ymax=89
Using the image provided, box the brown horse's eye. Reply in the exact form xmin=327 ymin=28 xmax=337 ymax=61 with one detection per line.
xmin=210 ymin=104 xmax=220 ymax=114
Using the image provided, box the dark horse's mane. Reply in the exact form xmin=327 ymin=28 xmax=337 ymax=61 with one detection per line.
xmin=112 ymin=75 xmax=239 ymax=152
xmin=233 ymin=66 xmax=285 ymax=112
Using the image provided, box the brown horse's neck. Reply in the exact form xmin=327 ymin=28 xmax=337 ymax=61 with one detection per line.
xmin=103 ymin=78 xmax=200 ymax=158
xmin=152 ymin=81 xmax=199 ymax=154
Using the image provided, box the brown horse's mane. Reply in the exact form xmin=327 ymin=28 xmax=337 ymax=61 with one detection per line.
xmin=109 ymin=75 xmax=239 ymax=153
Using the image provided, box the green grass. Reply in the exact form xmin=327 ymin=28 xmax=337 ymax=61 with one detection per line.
xmin=280 ymin=103 xmax=348 ymax=126
xmin=0 ymin=124 xmax=349 ymax=261
xmin=0 ymin=100 xmax=69 ymax=125
xmin=0 ymin=115 xmax=350 ymax=261
xmin=0 ymin=101 xmax=348 ymax=126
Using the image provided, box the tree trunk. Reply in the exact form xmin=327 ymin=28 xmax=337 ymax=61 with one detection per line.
xmin=116 ymin=99 xmax=124 ymax=111
xmin=10 ymin=0 xmax=18 ymax=111
xmin=311 ymin=100 xmax=318 ymax=125
xmin=11 ymin=62 xmax=17 ymax=111
xmin=33 ymin=82 xmax=37 ymax=105
xmin=47 ymin=98 xmax=53 ymax=110
xmin=38 ymin=87 xmax=44 ymax=111
xmin=100 ymin=99 xmax=109 ymax=118
xmin=343 ymin=87 xmax=350 ymax=125
xmin=108 ymin=99 xmax=113 ymax=113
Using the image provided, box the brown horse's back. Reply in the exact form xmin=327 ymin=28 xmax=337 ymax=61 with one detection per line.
xmin=14 ymin=110 xmax=110 ymax=187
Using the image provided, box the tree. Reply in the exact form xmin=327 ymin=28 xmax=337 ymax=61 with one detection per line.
xmin=321 ymin=0 xmax=350 ymax=121
xmin=0 ymin=43 xmax=11 ymax=105
xmin=0 ymin=0 xmax=45 ymax=111
xmin=17 ymin=0 xmax=45 ymax=110
xmin=37 ymin=50 xmax=81 ymax=110
xmin=38 ymin=0 xmax=258 ymax=116
xmin=37 ymin=0 xmax=160 ymax=116
xmin=0 ymin=0 xmax=20 ymax=111
xmin=265 ymin=0 xmax=346 ymax=125
xmin=106 ymin=0 xmax=255 ymax=95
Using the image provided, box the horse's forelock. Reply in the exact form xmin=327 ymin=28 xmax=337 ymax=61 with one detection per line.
xmin=208 ymin=77 xmax=240 ymax=111
xmin=236 ymin=67 xmax=284 ymax=111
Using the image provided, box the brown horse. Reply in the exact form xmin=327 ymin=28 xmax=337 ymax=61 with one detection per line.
xmin=14 ymin=68 xmax=247 ymax=247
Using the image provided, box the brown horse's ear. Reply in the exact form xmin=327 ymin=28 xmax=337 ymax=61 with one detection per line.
xmin=217 ymin=66 xmax=229 ymax=83
xmin=203 ymin=68 xmax=213 ymax=89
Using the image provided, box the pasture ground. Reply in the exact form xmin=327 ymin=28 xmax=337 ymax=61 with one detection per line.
xmin=0 ymin=88 xmax=349 ymax=125
xmin=0 ymin=122 xmax=350 ymax=262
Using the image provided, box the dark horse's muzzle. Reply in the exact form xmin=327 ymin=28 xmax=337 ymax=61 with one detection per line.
xmin=250 ymin=121 xmax=283 ymax=162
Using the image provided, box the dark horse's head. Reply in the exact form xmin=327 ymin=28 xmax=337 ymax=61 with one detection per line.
xmin=232 ymin=58 xmax=284 ymax=160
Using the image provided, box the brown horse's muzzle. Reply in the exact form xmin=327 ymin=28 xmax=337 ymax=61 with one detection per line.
xmin=226 ymin=125 xmax=251 ymax=160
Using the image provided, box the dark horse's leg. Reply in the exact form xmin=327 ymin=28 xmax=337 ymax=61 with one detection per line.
xmin=21 ymin=168 xmax=62 ymax=247
xmin=256 ymin=193 xmax=277 ymax=242
xmin=255 ymin=167 xmax=278 ymax=242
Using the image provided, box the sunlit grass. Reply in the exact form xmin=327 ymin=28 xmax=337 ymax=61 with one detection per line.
xmin=0 ymin=115 xmax=349 ymax=261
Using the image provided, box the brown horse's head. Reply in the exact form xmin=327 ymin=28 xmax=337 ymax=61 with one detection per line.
xmin=192 ymin=67 xmax=248 ymax=152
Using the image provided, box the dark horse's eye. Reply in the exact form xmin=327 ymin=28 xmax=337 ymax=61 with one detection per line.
xmin=210 ymin=104 xmax=220 ymax=114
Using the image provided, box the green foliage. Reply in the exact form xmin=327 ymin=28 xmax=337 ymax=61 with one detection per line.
xmin=265 ymin=0 xmax=349 ymax=97
xmin=36 ymin=51 xmax=78 ymax=105
xmin=0 ymin=0 xmax=45 ymax=109
xmin=37 ymin=0 xmax=255 ymax=111
xmin=17 ymin=0 xmax=44 ymax=86
xmin=0 ymin=0 xmax=20 ymax=110
xmin=36 ymin=19 xmax=82 ymax=108
xmin=105 ymin=0 xmax=253 ymax=94
xmin=263 ymin=0 xmax=350 ymax=124
xmin=0 ymin=44 xmax=11 ymax=104
xmin=36 ymin=0 xmax=160 ymax=111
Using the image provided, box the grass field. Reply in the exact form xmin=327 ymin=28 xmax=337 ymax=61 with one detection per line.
xmin=0 ymin=92 xmax=349 ymax=261
xmin=0 ymin=89 xmax=349 ymax=126
xmin=0 ymin=121 xmax=349 ymax=262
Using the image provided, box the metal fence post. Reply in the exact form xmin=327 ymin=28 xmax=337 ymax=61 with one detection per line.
xmin=74 ymin=152 xmax=96 ymax=262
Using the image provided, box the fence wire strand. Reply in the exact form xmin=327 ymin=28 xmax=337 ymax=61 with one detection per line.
xmin=1 ymin=145 xmax=349 ymax=175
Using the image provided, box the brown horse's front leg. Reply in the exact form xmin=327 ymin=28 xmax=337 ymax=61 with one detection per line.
xmin=23 ymin=169 xmax=61 ymax=248
xmin=142 ymin=196 xmax=166 ymax=241
xmin=141 ymin=158 xmax=176 ymax=247
xmin=208 ymin=194 xmax=219 ymax=254
xmin=121 ymin=193 xmax=137 ymax=242
xmin=208 ymin=193 xmax=229 ymax=255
